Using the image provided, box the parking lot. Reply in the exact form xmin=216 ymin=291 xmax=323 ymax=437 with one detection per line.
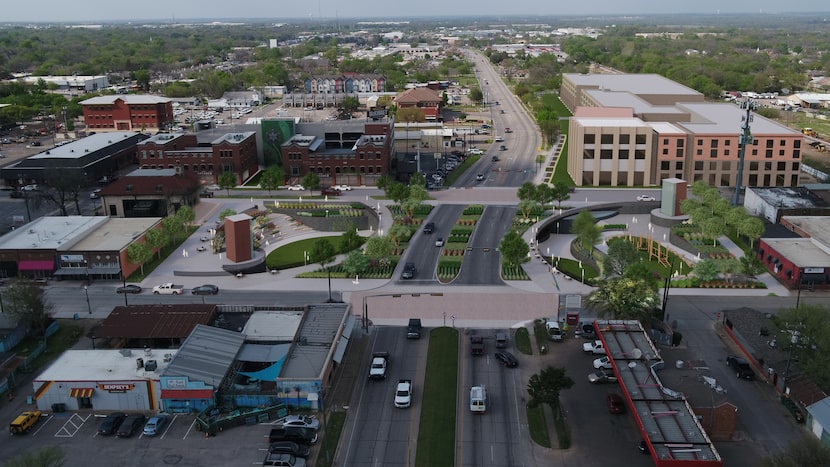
xmin=1 ymin=410 xmax=295 ymax=467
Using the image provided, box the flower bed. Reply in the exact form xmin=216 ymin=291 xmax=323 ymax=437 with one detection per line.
xmin=502 ymin=264 xmax=529 ymax=281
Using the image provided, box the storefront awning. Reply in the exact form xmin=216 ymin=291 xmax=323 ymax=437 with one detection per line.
xmin=18 ymin=260 xmax=55 ymax=271
xmin=69 ymin=387 xmax=94 ymax=398
xmin=89 ymin=268 xmax=122 ymax=275
xmin=54 ymin=268 xmax=87 ymax=276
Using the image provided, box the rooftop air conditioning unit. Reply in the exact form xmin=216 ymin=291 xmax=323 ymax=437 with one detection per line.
xmin=144 ymin=360 xmax=158 ymax=372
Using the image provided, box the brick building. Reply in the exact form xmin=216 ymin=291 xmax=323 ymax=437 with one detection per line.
xmin=80 ymin=95 xmax=174 ymax=132
xmin=562 ymin=73 xmax=803 ymax=188
xmin=97 ymin=169 xmax=201 ymax=218
xmin=395 ymin=87 xmax=443 ymax=121
xmin=136 ymin=131 xmax=259 ymax=186
xmin=280 ymin=119 xmax=394 ymax=186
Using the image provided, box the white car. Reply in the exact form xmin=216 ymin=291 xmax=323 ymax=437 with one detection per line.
xmin=332 ymin=184 xmax=352 ymax=191
xmin=435 ymin=237 xmax=444 ymax=247
xmin=286 ymin=185 xmax=305 ymax=191
xmin=22 ymin=184 xmax=39 ymax=191
xmin=476 ymin=174 xmax=485 ymax=181
xmin=494 ymin=136 xmax=504 ymax=142
xmin=583 ymin=340 xmax=606 ymax=355
xmin=206 ymin=184 xmax=221 ymax=191
xmin=280 ymin=415 xmax=320 ymax=431
xmin=90 ymin=188 xmax=102 ymax=199
xmin=593 ymin=356 xmax=613 ymax=370
xmin=637 ymin=195 xmax=656 ymax=202
xmin=470 ymin=149 xmax=484 ymax=155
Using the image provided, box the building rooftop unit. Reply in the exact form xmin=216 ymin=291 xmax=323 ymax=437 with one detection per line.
xmin=36 ymin=349 xmax=177 ymax=382
xmin=211 ymin=131 xmax=256 ymax=145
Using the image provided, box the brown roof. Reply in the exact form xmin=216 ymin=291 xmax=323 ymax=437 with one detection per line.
xmin=99 ymin=172 xmax=200 ymax=197
xmin=396 ymin=87 xmax=441 ymax=105
xmin=93 ymin=304 xmax=217 ymax=339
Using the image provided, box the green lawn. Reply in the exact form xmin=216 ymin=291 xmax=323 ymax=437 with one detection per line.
xmin=526 ymin=403 xmax=551 ymax=448
xmin=514 ymin=327 xmax=532 ymax=355
xmin=316 ymin=410 xmax=346 ymax=467
xmin=126 ymin=226 xmax=198 ymax=282
xmin=266 ymin=237 xmax=347 ymax=270
xmin=415 ymin=327 xmax=459 ymax=467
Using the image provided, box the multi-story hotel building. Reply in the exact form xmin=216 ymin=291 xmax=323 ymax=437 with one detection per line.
xmin=80 ymin=95 xmax=175 ymax=132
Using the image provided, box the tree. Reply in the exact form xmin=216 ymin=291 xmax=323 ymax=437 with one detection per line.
xmin=218 ymin=171 xmax=236 ymax=196
xmin=401 ymin=198 xmax=422 ymax=218
xmin=144 ymin=228 xmax=166 ymax=259
xmin=364 ymin=236 xmax=393 ymax=264
xmin=4 ymin=279 xmax=53 ymax=338
xmin=175 ymin=205 xmax=195 ymax=226
xmin=341 ymin=96 xmax=360 ymax=113
xmin=738 ymin=256 xmax=765 ymax=284
xmin=526 ymin=366 xmax=574 ymax=411
xmin=134 ymin=69 xmax=151 ymax=91
xmin=343 ymin=250 xmax=369 ymax=277
xmin=161 ymin=216 xmax=185 ymax=243
xmin=773 ymin=304 xmax=830 ymax=388
xmin=301 ymin=172 xmax=321 ymax=195
xmin=517 ymin=199 xmax=536 ymax=220
xmin=586 ymin=277 xmax=659 ymax=322
xmin=692 ymin=258 xmax=720 ymax=282
xmin=218 ymin=208 xmax=236 ymax=221
xmin=699 ymin=217 xmax=724 ymax=246
xmin=409 ymin=171 xmax=425 ymax=189
xmin=126 ymin=241 xmax=152 ymax=276
xmin=740 ymin=217 xmax=766 ymax=248
xmin=5 ymin=445 xmax=66 ymax=467
xmin=340 ymin=225 xmax=362 ymax=252
xmin=500 ymin=230 xmax=529 ymax=267
xmin=309 ymin=237 xmax=337 ymax=302
xmin=385 ymin=181 xmax=410 ymax=206
xmin=762 ymin=435 xmax=830 ymax=467
xmin=602 ymin=238 xmax=641 ymax=278
xmin=517 ymin=182 xmax=537 ymax=202
xmin=387 ymin=224 xmax=410 ymax=247
xmin=34 ymin=170 xmax=84 ymax=216
xmin=260 ymin=165 xmax=284 ymax=194
xmin=469 ymin=86 xmax=483 ymax=104
xmin=571 ymin=210 xmax=601 ymax=256
xmin=396 ymin=106 xmax=425 ymax=123
xmin=551 ymin=182 xmax=571 ymax=208
xmin=409 ymin=184 xmax=429 ymax=203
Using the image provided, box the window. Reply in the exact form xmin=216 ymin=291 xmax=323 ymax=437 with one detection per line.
xmin=697 ymin=149 xmax=703 ymax=156
xmin=676 ymin=148 xmax=684 ymax=157
xmin=619 ymin=149 xmax=629 ymax=159
xmin=697 ymin=139 xmax=704 ymax=146
xmin=600 ymin=149 xmax=613 ymax=159
xmin=780 ymin=150 xmax=785 ymax=156
xmin=710 ymin=140 xmax=719 ymax=148
xmin=676 ymin=162 xmax=684 ymax=170
xmin=620 ymin=134 xmax=630 ymax=144
xmin=601 ymin=134 xmax=613 ymax=144
xmin=724 ymin=150 xmax=730 ymax=156
xmin=765 ymin=150 xmax=773 ymax=158
xmin=694 ymin=161 xmax=704 ymax=170
xmin=777 ymin=162 xmax=786 ymax=171
xmin=793 ymin=150 xmax=800 ymax=158
xmin=794 ymin=140 xmax=801 ymax=149
xmin=792 ymin=162 xmax=800 ymax=171
xmin=359 ymin=152 xmax=364 ymax=160
xmin=635 ymin=149 xmax=646 ymax=159
xmin=584 ymin=134 xmax=595 ymax=144
xmin=766 ymin=139 xmax=774 ymax=148
xmin=635 ymin=134 xmax=646 ymax=144
xmin=752 ymin=149 xmax=758 ymax=156
xmin=725 ymin=140 xmax=731 ymax=146
xmin=780 ymin=140 xmax=786 ymax=146
xmin=663 ymin=138 xmax=669 ymax=145
xmin=749 ymin=162 xmax=759 ymax=170
xmin=662 ymin=148 xmax=669 ymax=155
xmin=677 ymin=139 xmax=684 ymax=147
xmin=710 ymin=149 xmax=718 ymax=158
xmin=765 ymin=162 xmax=772 ymax=171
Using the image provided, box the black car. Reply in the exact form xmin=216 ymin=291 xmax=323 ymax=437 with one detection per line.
xmin=116 ymin=284 xmax=142 ymax=294
xmin=401 ymin=262 xmax=416 ymax=279
xmin=495 ymin=351 xmax=518 ymax=367
xmin=726 ymin=355 xmax=755 ymax=380
xmin=423 ymin=222 xmax=434 ymax=234
xmin=269 ymin=441 xmax=310 ymax=458
xmin=97 ymin=412 xmax=126 ymax=435
xmin=268 ymin=427 xmax=318 ymax=445
xmin=116 ymin=414 xmax=146 ymax=438
xmin=191 ymin=284 xmax=219 ymax=295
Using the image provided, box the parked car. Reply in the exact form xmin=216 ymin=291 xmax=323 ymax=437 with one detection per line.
xmin=97 ymin=412 xmax=126 ymax=436
xmin=22 ymin=184 xmax=38 ymax=191
xmin=401 ymin=262 xmax=416 ymax=279
xmin=268 ymin=426 xmax=318 ymax=445
xmin=262 ymin=452 xmax=306 ymax=467
xmin=205 ymin=184 xmax=221 ymax=191
xmin=726 ymin=355 xmax=755 ymax=380
xmin=435 ymin=237 xmax=444 ymax=247
xmin=286 ymin=185 xmax=305 ymax=191
xmin=583 ymin=340 xmax=606 ymax=355
xmin=470 ymin=149 xmax=484 ymax=155
xmin=588 ymin=370 xmax=618 ymax=384
xmin=269 ymin=441 xmax=310 ymax=458
xmin=422 ymin=222 xmax=435 ymax=234
xmin=495 ymin=351 xmax=518 ymax=367
xmin=191 ymin=284 xmax=219 ymax=295
xmin=636 ymin=195 xmax=656 ymax=202
xmin=143 ymin=415 xmax=168 ymax=436
xmin=607 ymin=393 xmax=625 ymax=414
xmin=116 ymin=285 xmax=142 ymax=294
xmin=332 ymin=184 xmax=352 ymax=191
xmin=593 ymin=356 xmax=613 ymax=370
xmin=116 ymin=414 xmax=146 ymax=437
xmin=320 ymin=187 xmax=342 ymax=196
xmin=281 ymin=415 xmax=319 ymax=431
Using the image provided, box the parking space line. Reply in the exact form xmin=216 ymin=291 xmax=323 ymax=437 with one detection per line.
xmin=183 ymin=416 xmax=198 ymax=439
xmin=159 ymin=414 xmax=177 ymax=439
xmin=54 ymin=413 xmax=91 ymax=438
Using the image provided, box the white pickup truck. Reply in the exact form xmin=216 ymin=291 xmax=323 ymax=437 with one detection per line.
xmin=368 ymin=352 xmax=389 ymax=380
xmin=394 ymin=380 xmax=412 ymax=408
xmin=152 ymin=283 xmax=185 ymax=295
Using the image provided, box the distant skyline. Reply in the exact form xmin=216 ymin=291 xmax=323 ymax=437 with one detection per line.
xmin=2 ymin=1 xmax=830 ymax=23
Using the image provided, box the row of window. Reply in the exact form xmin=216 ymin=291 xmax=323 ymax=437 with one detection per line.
xmin=285 ymin=152 xmax=386 ymax=161
xmin=299 ymin=166 xmax=384 ymax=174
xmin=140 ymin=164 xmax=215 ymax=172
xmin=659 ymin=161 xmax=800 ymax=171
xmin=88 ymin=123 xmax=158 ymax=129
xmin=584 ymin=134 xmax=648 ymax=145
xmin=587 ymin=134 xmax=801 ymax=150
xmin=692 ymin=149 xmax=800 ymax=159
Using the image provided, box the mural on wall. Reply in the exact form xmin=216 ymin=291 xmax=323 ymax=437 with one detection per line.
xmin=261 ymin=119 xmax=296 ymax=167
xmin=277 ymin=380 xmax=322 ymax=408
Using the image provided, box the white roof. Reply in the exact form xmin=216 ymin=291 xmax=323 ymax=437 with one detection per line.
xmin=677 ymin=103 xmax=802 ymax=135
xmin=0 ymin=216 xmax=108 ymax=251
xmin=242 ymin=310 xmax=304 ymax=342
xmin=564 ymin=73 xmax=702 ymax=97
xmin=80 ymin=94 xmax=172 ymax=105
xmin=571 ymin=117 xmax=651 ymax=128
xmin=35 ymin=349 xmax=177 ymax=382
xmin=29 ymin=132 xmax=142 ymax=160
xmin=69 ymin=218 xmax=162 ymax=252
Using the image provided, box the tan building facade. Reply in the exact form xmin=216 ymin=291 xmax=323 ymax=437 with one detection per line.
xmin=562 ymin=74 xmax=803 ymax=188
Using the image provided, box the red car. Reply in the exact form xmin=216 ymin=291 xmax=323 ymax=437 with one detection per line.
xmin=320 ymin=187 xmax=342 ymax=196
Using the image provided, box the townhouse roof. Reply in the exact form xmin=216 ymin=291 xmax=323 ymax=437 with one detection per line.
xmin=211 ymin=131 xmax=256 ymax=145
xmin=778 ymin=215 xmax=830 ymax=251
xmin=571 ymin=116 xmax=651 ymax=128
xmin=583 ymin=90 xmax=687 ymax=117
xmin=80 ymin=94 xmax=172 ymax=105
xmin=762 ymin=237 xmax=830 ymax=268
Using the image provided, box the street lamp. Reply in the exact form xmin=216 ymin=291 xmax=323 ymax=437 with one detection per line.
xmin=83 ymin=285 xmax=92 ymax=314
xmin=782 ymin=330 xmax=800 ymax=394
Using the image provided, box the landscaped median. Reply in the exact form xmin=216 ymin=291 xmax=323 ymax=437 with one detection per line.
xmin=437 ymin=205 xmax=482 ymax=282
xmin=415 ymin=327 xmax=459 ymax=467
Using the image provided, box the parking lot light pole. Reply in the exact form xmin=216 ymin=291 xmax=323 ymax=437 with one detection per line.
xmin=84 ymin=285 xmax=92 ymax=315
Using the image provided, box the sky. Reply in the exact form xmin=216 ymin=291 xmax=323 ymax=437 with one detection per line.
xmin=2 ymin=1 xmax=829 ymax=23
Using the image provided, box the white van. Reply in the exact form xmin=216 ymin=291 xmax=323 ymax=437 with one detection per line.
xmin=470 ymin=385 xmax=487 ymax=413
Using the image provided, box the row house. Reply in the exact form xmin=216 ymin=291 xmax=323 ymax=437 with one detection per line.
xmin=303 ymin=73 xmax=386 ymax=94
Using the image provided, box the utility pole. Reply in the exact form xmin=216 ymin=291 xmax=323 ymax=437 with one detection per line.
xmin=732 ymin=99 xmax=757 ymax=206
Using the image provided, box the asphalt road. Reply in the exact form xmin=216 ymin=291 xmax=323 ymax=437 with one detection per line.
xmin=455 ymin=205 xmax=516 ymax=285
xmin=395 ymin=204 xmax=465 ymax=284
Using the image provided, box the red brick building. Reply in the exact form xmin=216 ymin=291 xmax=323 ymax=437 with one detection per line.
xmin=80 ymin=95 xmax=174 ymax=132
xmin=281 ymin=120 xmax=394 ymax=186
xmin=395 ymin=88 xmax=442 ymax=121
xmin=136 ymin=131 xmax=259 ymax=186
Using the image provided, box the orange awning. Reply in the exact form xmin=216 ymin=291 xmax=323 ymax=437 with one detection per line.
xmin=69 ymin=388 xmax=94 ymax=398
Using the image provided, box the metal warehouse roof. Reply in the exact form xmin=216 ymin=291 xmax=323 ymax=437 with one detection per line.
xmin=93 ymin=304 xmax=217 ymax=340
xmin=162 ymin=324 xmax=245 ymax=386
xmin=595 ymin=320 xmax=722 ymax=465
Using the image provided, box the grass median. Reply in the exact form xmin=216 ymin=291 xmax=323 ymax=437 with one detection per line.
xmin=415 ymin=327 xmax=459 ymax=467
